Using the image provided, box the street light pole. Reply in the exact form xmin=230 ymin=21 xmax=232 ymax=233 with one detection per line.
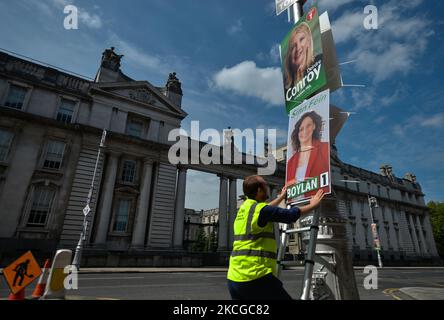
xmin=368 ymin=195 xmax=383 ymax=268
xmin=72 ymin=129 xmax=107 ymax=270
xmin=288 ymin=0 xmax=304 ymax=24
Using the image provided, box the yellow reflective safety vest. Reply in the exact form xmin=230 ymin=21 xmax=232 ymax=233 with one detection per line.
xmin=227 ymin=198 xmax=277 ymax=282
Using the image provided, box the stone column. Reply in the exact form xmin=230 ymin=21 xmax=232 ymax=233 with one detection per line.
xmin=423 ymin=214 xmax=440 ymax=257
xmin=173 ymin=167 xmax=187 ymax=249
xmin=228 ymin=177 xmax=237 ymax=249
xmin=377 ymin=207 xmax=388 ymax=251
xmin=218 ymin=175 xmax=228 ymax=251
xmin=408 ymin=214 xmax=421 ymax=255
xmin=131 ymin=159 xmax=154 ymax=249
xmin=386 ymin=207 xmax=398 ymax=251
xmin=94 ymin=152 xmax=119 ymax=246
xmin=416 ymin=215 xmax=429 ymax=256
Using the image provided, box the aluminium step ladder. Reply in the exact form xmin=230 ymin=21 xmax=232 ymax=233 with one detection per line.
xmin=276 ymin=206 xmax=336 ymax=300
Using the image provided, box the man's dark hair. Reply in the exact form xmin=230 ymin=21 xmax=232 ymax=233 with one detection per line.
xmin=243 ymin=175 xmax=266 ymax=199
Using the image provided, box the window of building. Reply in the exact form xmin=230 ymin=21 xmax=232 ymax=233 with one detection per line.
xmin=386 ymin=226 xmax=391 ymax=247
xmin=364 ymin=224 xmax=369 ymax=246
xmin=0 ymin=129 xmax=13 ymax=162
xmin=381 ymin=206 xmax=386 ymax=221
xmin=126 ymin=120 xmax=143 ymax=138
xmin=346 ymin=200 xmax=353 ymax=216
xmin=43 ymin=140 xmax=66 ymax=170
xmin=113 ymin=199 xmax=131 ymax=232
xmin=377 ymin=185 xmax=381 ymax=196
xmin=351 ymin=223 xmax=356 ymax=245
xmin=367 ymin=182 xmax=371 ymax=194
xmin=56 ymin=99 xmax=75 ymax=123
xmin=121 ymin=160 xmax=136 ymax=183
xmin=27 ymin=187 xmax=55 ymax=226
xmin=360 ymin=201 xmax=365 ymax=218
xmin=4 ymin=85 xmax=27 ymax=109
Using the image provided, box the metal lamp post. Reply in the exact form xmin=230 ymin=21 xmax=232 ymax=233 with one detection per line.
xmin=368 ymin=195 xmax=383 ymax=268
xmin=72 ymin=129 xmax=107 ymax=270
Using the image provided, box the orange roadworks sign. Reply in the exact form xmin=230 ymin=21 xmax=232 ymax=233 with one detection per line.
xmin=2 ymin=251 xmax=42 ymax=295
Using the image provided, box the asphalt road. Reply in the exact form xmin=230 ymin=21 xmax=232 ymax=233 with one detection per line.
xmin=1 ymin=268 xmax=444 ymax=300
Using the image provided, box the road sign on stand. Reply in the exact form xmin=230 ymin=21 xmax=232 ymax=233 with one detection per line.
xmin=2 ymin=251 xmax=42 ymax=295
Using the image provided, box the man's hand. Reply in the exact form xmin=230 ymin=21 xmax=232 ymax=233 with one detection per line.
xmin=299 ymin=189 xmax=325 ymax=214
xmin=279 ymin=186 xmax=287 ymax=199
xmin=268 ymin=186 xmax=287 ymax=207
xmin=309 ymin=189 xmax=325 ymax=208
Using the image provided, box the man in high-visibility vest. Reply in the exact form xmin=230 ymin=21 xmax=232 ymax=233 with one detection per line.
xmin=227 ymin=175 xmax=324 ymax=300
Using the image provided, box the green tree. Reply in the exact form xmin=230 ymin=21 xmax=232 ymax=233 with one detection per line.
xmin=208 ymin=227 xmax=218 ymax=252
xmin=192 ymin=226 xmax=207 ymax=252
xmin=428 ymin=201 xmax=444 ymax=258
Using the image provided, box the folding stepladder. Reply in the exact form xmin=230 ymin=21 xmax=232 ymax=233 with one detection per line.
xmin=276 ymin=205 xmax=337 ymax=300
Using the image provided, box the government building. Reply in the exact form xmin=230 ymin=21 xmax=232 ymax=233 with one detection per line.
xmin=0 ymin=48 xmax=440 ymax=267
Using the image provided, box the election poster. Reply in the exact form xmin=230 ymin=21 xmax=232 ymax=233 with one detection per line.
xmin=280 ymin=6 xmax=327 ymax=114
xmin=285 ymin=89 xmax=331 ymax=204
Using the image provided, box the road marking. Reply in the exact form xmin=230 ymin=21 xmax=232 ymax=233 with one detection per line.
xmin=76 ymin=282 xmax=224 ymax=290
xmin=78 ymin=277 xmax=145 ymax=281
xmin=383 ymin=288 xmax=402 ymax=300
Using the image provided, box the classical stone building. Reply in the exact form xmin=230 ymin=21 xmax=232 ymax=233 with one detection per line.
xmin=0 ymin=48 xmax=285 ymax=267
xmin=0 ymin=47 xmax=439 ymax=267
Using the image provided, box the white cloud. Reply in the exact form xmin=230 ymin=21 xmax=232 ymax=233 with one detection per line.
xmin=418 ymin=113 xmax=444 ymax=128
xmin=227 ymin=19 xmax=243 ymax=35
xmin=110 ymin=34 xmax=168 ymax=74
xmin=335 ymin=0 xmax=434 ymax=84
xmin=391 ymin=112 xmax=444 ymax=139
xmin=350 ymin=88 xmax=374 ymax=111
xmin=79 ymin=10 xmax=103 ymax=29
xmin=380 ymin=89 xmax=402 ymax=107
xmin=213 ymin=61 xmax=284 ymax=106
xmin=373 ymin=116 xmax=386 ymax=124
xmin=332 ymin=10 xmax=364 ymax=44
xmin=392 ymin=124 xmax=406 ymax=137
xmin=352 ymin=43 xmax=413 ymax=82
xmin=256 ymin=43 xmax=281 ymax=65
xmin=269 ymin=44 xmax=281 ymax=64
xmin=319 ymin=0 xmax=356 ymax=12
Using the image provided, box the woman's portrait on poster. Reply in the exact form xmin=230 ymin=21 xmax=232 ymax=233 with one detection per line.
xmin=286 ymin=111 xmax=329 ymax=198
xmin=283 ymin=22 xmax=322 ymax=93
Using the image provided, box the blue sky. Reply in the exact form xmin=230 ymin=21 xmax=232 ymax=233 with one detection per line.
xmin=0 ymin=0 xmax=443 ymax=209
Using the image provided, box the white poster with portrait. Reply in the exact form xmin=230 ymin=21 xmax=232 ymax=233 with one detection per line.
xmin=285 ymin=89 xmax=331 ymax=204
